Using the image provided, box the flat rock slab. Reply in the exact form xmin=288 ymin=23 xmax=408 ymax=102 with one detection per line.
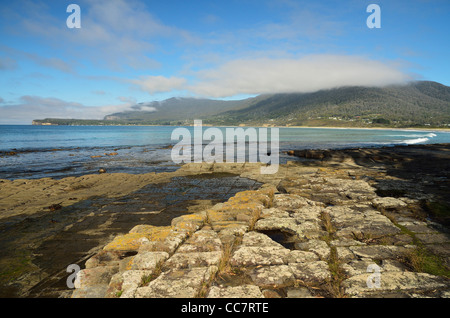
xmin=176 ymin=229 xmax=223 ymax=253
xmin=230 ymin=246 xmax=290 ymax=267
xmin=229 ymin=231 xmax=292 ymax=267
xmin=326 ymin=206 xmax=401 ymax=238
xmin=289 ymin=261 xmax=331 ymax=283
xmin=343 ymin=271 xmax=450 ymax=297
xmin=207 ymin=285 xmax=264 ymax=298
xmin=135 ymin=266 xmax=217 ymax=298
xmin=349 ymin=245 xmax=414 ymax=260
xmin=163 ymin=251 xmax=223 ymax=269
xmin=397 ymin=221 xmax=440 ymax=234
xmin=372 ymin=197 xmax=407 ymax=210
xmin=74 ymin=266 xmax=119 ymax=289
xmin=295 ymin=239 xmax=331 ymax=260
xmin=415 ymin=233 xmax=450 ymax=244
xmin=342 ymin=259 xmax=408 ymax=277
xmin=248 ymin=265 xmax=296 ymax=288
xmin=130 ymin=251 xmax=169 ymax=271
xmin=273 ymin=194 xmax=319 ymax=210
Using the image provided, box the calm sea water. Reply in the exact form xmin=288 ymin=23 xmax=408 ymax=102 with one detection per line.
xmin=0 ymin=125 xmax=449 ymax=180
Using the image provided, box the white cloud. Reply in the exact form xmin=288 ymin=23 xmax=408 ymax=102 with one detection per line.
xmin=0 ymin=95 xmax=138 ymax=124
xmin=189 ymin=55 xmax=413 ymax=98
xmin=138 ymin=105 xmax=157 ymax=112
xmin=7 ymin=0 xmax=197 ymax=72
xmin=130 ymin=75 xmax=187 ymax=94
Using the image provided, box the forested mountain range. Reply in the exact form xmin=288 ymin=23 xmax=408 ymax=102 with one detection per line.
xmin=33 ymin=81 xmax=450 ymax=128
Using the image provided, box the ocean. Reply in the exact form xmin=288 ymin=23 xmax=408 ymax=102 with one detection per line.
xmin=1 ymin=125 xmax=449 ymax=180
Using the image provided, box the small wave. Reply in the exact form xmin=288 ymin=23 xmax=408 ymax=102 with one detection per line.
xmin=389 ymin=133 xmax=437 ymax=138
xmin=401 ymin=137 xmax=429 ymax=145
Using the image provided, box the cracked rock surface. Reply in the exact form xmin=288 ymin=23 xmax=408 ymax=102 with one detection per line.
xmin=71 ymin=145 xmax=450 ymax=298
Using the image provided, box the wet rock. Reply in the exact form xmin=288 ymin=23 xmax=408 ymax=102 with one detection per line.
xmin=293 ymin=149 xmax=330 ymax=160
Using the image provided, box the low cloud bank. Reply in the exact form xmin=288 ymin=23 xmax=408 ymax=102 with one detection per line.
xmin=188 ymin=55 xmax=413 ymax=98
xmin=0 ymin=96 xmax=138 ymax=125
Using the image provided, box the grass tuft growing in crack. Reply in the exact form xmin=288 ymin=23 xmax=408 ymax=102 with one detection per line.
xmin=320 ymin=211 xmax=348 ymax=298
xmin=140 ymin=261 xmax=164 ymax=287
xmin=394 ymin=224 xmax=450 ymax=278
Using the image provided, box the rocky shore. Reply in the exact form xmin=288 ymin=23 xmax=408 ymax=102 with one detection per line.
xmin=71 ymin=144 xmax=450 ymax=298
xmin=1 ymin=144 xmax=450 ymax=298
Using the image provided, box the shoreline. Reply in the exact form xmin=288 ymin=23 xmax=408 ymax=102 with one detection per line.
xmin=5 ymin=123 xmax=450 ymax=132
xmin=281 ymin=125 xmax=450 ymax=132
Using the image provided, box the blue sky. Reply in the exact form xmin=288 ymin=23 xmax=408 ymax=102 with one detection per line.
xmin=0 ymin=0 xmax=449 ymax=124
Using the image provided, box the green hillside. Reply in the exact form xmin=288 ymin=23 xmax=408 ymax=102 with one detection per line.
xmin=204 ymin=81 xmax=450 ymax=128
xmin=33 ymin=81 xmax=450 ymax=128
